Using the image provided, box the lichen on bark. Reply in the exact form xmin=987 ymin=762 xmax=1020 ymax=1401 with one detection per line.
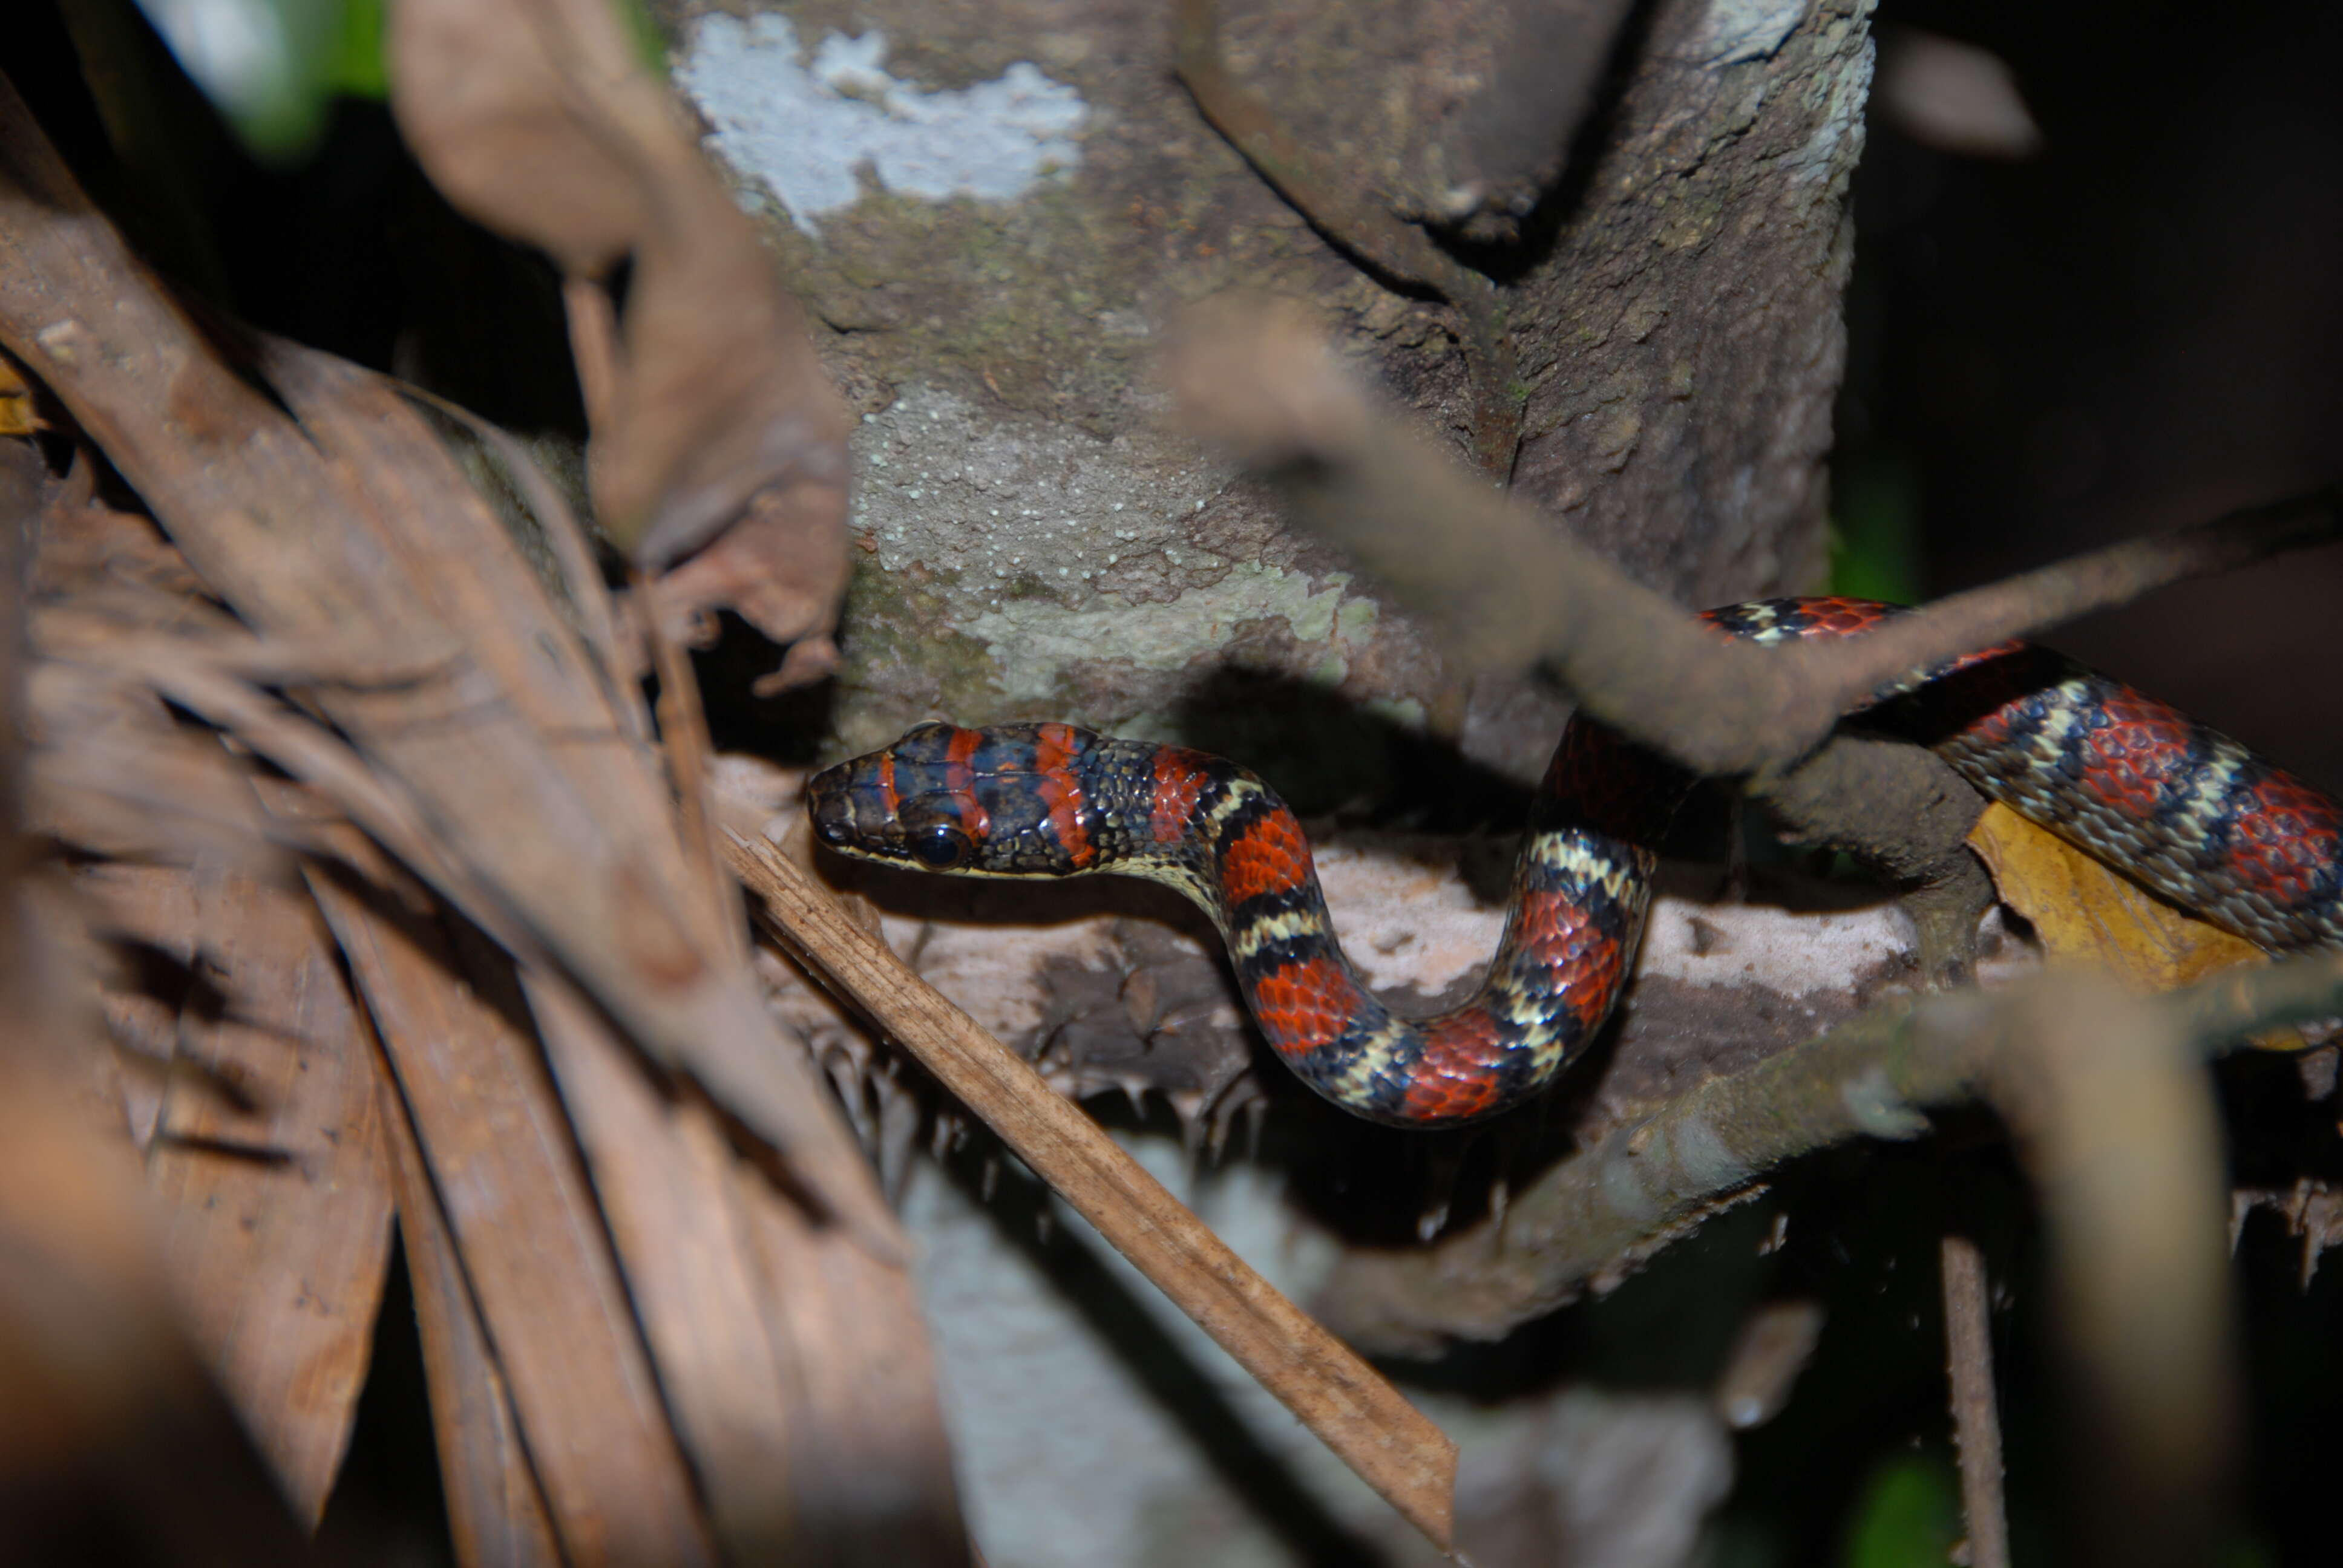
xmin=665 ymin=0 xmax=1871 ymax=791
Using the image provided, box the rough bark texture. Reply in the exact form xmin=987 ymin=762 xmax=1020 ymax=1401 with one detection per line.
xmin=1208 ymin=0 xmax=1643 ymax=241
xmin=663 ymin=0 xmax=1870 ymax=791
xmin=1506 ymin=0 xmax=1867 ymax=599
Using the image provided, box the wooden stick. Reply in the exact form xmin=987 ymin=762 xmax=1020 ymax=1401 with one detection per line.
xmin=1942 ymin=1233 xmax=2011 ymax=1568
xmin=629 ymin=563 xmax=744 ymax=967
xmin=723 ymin=829 xmax=1460 ymax=1555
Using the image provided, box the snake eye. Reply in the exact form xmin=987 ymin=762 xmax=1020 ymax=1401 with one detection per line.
xmin=908 ymin=823 xmax=973 ymax=869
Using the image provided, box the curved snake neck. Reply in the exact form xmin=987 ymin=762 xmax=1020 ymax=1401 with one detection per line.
xmin=807 ymin=598 xmax=2343 ymax=1128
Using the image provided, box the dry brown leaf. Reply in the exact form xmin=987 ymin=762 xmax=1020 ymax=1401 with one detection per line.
xmin=376 ymin=1045 xmax=564 ymax=1568
xmin=1968 ymin=802 xmax=2308 ymax=1050
xmin=21 ymin=475 xmax=293 ymax=872
xmin=526 ymin=976 xmax=966 ymax=1561
xmin=387 ymin=0 xmax=853 ymax=687
xmin=297 ymin=771 xmax=958 ymax=1560
xmin=591 ymin=180 xmax=852 ymax=572
xmin=384 ymin=0 xmax=649 ymax=276
xmin=1 ymin=88 xmax=966 ymax=1555
xmin=0 ymin=351 xmax=35 ymax=434
xmin=652 ymin=483 xmax=850 ymax=690
xmin=0 ymin=392 xmax=301 ymax=1558
xmin=306 ymin=844 xmax=718 ymax=1566
xmin=739 ymin=1158 xmax=967 ymax=1560
xmin=76 ymin=860 xmax=396 ymax=1528
xmin=0 ymin=933 xmax=308 ymax=1563
xmin=0 ymin=97 xmax=896 ymax=1255
xmin=28 ymin=469 xmax=213 ymax=602
xmin=24 ymin=656 xmax=293 ymax=874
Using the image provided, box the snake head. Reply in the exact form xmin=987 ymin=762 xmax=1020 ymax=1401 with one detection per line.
xmin=806 ymin=720 xmax=1102 ymax=877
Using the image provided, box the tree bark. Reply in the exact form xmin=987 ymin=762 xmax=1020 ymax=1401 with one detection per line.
xmin=670 ymin=0 xmax=1873 ymax=789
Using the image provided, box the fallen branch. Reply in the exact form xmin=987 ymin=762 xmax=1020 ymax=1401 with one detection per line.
xmin=724 ymin=829 xmax=1463 ymax=1558
xmin=1162 ymin=295 xmax=2338 ymax=987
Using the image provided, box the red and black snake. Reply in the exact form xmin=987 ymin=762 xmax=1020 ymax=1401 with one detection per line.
xmin=808 ymin=598 xmax=2343 ymax=1128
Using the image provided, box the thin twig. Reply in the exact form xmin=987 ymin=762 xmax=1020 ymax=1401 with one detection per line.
xmin=563 ymin=275 xmax=622 ymax=433
xmin=1941 ymin=1233 xmax=2010 ymax=1568
xmin=723 ymin=828 xmax=1462 ymax=1557
xmin=631 ymin=564 xmax=744 ymax=965
xmin=1162 ymin=302 xmax=2342 ymax=780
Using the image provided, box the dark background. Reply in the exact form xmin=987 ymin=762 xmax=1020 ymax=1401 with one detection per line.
xmin=1801 ymin=2 xmax=2343 ymax=1560
xmin=1840 ymin=0 xmax=2343 ymax=795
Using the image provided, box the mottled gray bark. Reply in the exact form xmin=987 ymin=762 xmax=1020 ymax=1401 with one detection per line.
xmin=667 ymin=0 xmax=1872 ymax=791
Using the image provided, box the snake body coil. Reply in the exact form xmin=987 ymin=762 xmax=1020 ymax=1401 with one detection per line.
xmin=808 ymin=598 xmax=2343 ymax=1127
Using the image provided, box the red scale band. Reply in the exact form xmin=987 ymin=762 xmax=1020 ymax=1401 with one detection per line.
xmin=1034 ymin=722 xmax=1094 ymax=870
xmin=1251 ymin=956 xmax=1362 ymax=1061
xmin=810 ymin=598 xmax=2343 ymax=1130
xmin=1219 ymin=809 xmax=1313 ymax=906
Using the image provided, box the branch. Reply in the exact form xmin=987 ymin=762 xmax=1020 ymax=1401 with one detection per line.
xmin=1305 ymin=938 xmax=2343 ymax=1564
xmin=1309 ymin=946 xmax=2312 ymax=1342
xmin=1161 ymin=301 xmax=2341 ymax=782
xmin=1150 ymin=293 xmax=2328 ymax=1560
xmin=1173 ymin=0 xmax=1472 ymax=299
xmin=1941 ymin=1235 xmax=2010 ymax=1568
xmin=1172 ymin=8 xmax=1521 ymax=475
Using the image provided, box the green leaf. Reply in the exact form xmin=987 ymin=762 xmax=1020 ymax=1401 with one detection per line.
xmin=2214 ymin=1537 xmax=2274 ymax=1568
xmin=1829 ymin=451 xmax=1924 ymax=605
xmin=612 ymin=0 xmax=670 ymax=76
xmin=326 ymin=0 xmax=387 ymax=99
xmin=1841 ymin=1451 xmax=1962 ymax=1568
xmin=131 ymin=0 xmax=345 ymax=160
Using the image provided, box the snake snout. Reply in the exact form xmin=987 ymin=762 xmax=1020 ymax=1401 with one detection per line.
xmin=805 ymin=765 xmax=862 ymax=848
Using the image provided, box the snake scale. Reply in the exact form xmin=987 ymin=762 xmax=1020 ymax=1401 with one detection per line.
xmin=808 ymin=598 xmax=2343 ymax=1128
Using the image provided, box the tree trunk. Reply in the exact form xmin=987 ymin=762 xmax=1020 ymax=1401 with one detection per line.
xmin=671 ymin=0 xmax=1872 ymax=791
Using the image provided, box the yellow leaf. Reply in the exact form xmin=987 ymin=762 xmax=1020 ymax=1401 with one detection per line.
xmin=1967 ymin=801 xmax=2305 ymax=1048
xmin=0 ymin=355 xmax=37 ymax=437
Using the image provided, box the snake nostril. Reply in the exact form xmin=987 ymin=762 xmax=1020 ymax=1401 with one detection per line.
xmin=807 ymin=785 xmax=854 ymax=846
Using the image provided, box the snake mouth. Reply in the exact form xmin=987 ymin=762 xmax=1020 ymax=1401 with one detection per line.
xmin=805 ymin=765 xmax=860 ymax=849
